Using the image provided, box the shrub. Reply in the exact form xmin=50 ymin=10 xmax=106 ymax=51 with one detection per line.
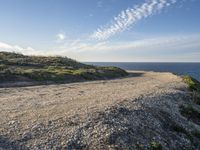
xmin=183 ymin=75 xmax=200 ymax=105
xmin=149 ymin=141 xmax=162 ymax=150
xmin=0 ymin=52 xmax=128 ymax=83
xmin=183 ymin=75 xmax=200 ymax=91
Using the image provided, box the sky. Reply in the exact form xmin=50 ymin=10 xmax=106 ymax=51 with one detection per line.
xmin=0 ymin=0 xmax=200 ymax=62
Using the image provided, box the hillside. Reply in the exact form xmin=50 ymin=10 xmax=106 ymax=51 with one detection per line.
xmin=0 ymin=52 xmax=128 ymax=86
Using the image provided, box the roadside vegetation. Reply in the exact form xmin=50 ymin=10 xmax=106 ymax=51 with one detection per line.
xmin=183 ymin=75 xmax=200 ymax=92
xmin=179 ymin=75 xmax=200 ymax=127
xmin=183 ymin=75 xmax=200 ymax=105
xmin=149 ymin=141 xmax=162 ymax=150
xmin=0 ymin=52 xmax=128 ymax=84
xmin=168 ymin=75 xmax=200 ymax=148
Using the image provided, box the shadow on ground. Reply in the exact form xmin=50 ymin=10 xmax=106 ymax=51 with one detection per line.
xmin=128 ymin=72 xmax=144 ymax=77
xmin=65 ymin=91 xmax=200 ymax=150
xmin=0 ymin=72 xmax=144 ymax=89
xmin=0 ymin=136 xmax=27 ymax=150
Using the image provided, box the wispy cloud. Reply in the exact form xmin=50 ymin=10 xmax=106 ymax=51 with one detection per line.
xmin=0 ymin=42 xmax=13 ymax=49
xmin=56 ymin=32 xmax=66 ymax=42
xmin=0 ymin=42 xmax=42 ymax=55
xmin=60 ymin=34 xmax=200 ymax=53
xmin=1 ymin=34 xmax=200 ymax=61
xmin=91 ymin=0 xmax=177 ymax=40
xmin=60 ymin=35 xmax=200 ymax=62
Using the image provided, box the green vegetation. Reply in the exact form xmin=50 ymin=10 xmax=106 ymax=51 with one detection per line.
xmin=183 ymin=75 xmax=200 ymax=91
xmin=183 ymin=75 xmax=200 ymax=105
xmin=0 ymin=52 xmax=128 ymax=84
xmin=149 ymin=141 xmax=162 ymax=150
xmin=179 ymin=75 xmax=200 ymax=147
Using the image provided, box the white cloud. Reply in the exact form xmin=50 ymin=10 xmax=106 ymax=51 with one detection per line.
xmin=59 ymin=35 xmax=200 ymax=53
xmin=91 ymin=0 xmax=177 ymax=40
xmin=56 ymin=34 xmax=200 ymax=61
xmin=56 ymin=32 xmax=66 ymax=42
xmin=0 ymin=42 xmax=13 ymax=49
xmin=1 ymin=34 xmax=199 ymax=62
xmin=0 ymin=42 xmax=42 ymax=55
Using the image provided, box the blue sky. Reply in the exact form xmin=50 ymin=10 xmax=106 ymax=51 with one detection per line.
xmin=0 ymin=0 xmax=200 ymax=62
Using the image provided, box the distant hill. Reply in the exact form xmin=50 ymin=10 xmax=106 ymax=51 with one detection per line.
xmin=0 ymin=51 xmax=128 ymax=86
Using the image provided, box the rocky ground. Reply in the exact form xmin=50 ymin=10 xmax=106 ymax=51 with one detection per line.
xmin=0 ymin=71 xmax=199 ymax=150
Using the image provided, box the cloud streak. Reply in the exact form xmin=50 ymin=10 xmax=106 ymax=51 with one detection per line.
xmin=91 ymin=0 xmax=177 ymax=40
xmin=0 ymin=42 xmax=42 ymax=55
xmin=57 ymin=34 xmax=200 ymax=62
xmin=60 ymin=34 xmax=200 ymax=53
xmin=1 ymin=34 xmax=199 ymax=61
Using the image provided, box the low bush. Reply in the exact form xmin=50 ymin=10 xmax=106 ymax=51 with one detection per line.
xmin=183 ymin=75 xmax=200 ymax=105
xmin=183 ymin=75 xmax=200 ymax=91
xmin=0 ymin=52 xmax=128 ymax=83
xmin=149 ymin=141 xmax=162 ymax=150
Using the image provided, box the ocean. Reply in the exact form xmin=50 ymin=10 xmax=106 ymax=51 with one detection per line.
xmin=86 ymin=62 xmax=200 ymax=81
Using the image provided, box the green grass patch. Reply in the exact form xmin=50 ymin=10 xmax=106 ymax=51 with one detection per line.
xmin=0 ymin=52 xmax=128 ymax=84
xmin=149 ymin=141 xmax=162 ymax=150
xmin=183 ymin=75 xmax=200 ymax=91
xmin=183 ymin=75 xmax=200 ymax=105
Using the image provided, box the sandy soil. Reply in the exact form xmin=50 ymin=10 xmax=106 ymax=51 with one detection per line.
xmin=0 ymin=71 xmax=199 ymax=150
xmin=0 ymin=71 xmax=182 ymax=125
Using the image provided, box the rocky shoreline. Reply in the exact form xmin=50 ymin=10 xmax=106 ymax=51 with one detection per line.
xmin=0 ymin=71 xmax=200 ymax=150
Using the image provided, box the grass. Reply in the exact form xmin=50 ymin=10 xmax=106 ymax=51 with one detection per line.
xmin=183 ymin=75 xmax=200 ymax=105
xmin=180 ymin=76 xmax=200 ymax=124
xmin=0 ymin=52 xmax=128 ymax=84
xmin=179 ymin=75 xmax=200 ymax=147
xmin=149 ymin=141 xmax=162 ymax=150
xmin=183 ymin=75 xmax=200 ymax=91
xmin=0 ymin=51 xmax=89 ymax=69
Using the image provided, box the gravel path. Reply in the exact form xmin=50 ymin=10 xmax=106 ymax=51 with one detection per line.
xmin=0 ymin=71 xmax=199 ymax=150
